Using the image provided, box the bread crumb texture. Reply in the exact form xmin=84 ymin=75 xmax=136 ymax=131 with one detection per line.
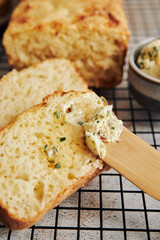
xmin=0 ymin=59 xmax=88 ymax=130
xmin=0 ymin=91 xmax=107 ymax=229
xmin=3 ymin=0 xmax=130 ymax=88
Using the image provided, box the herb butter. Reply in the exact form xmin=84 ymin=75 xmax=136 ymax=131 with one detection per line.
xmin=137 ymin=39 xmax=160 ymax=79
xmin=83 ymin=105 xmax=123 ymax=159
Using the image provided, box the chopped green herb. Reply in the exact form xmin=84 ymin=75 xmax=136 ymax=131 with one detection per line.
xmin=101 ymin=97 xmax=105 ymax=104
xmin=102 ymin=133 xmax=107 ymax=138
xmin=153 ymin=46 xmax=158 ymax=57
xmin=53 ymin=146 xmax=58 ymax=156
xmin=97 ymin=120 xmax=99 ymax=123
xmin=78 ymin=120 xmax=83 ymax=125
xmin=148 ymin=51 xmax=152 ymax=58
xmin=97 ymin=154 xmax=100 ymax=158
xmin=48 ymin=160 xmax=55 ymax=163
xmin=44 ymin=144 xmax=48 ymax=152
xmin=56 ymin=126 xmax=59 ymax=128
xmin=54 ymin=111 xmax=60 ymax=119
xmin=111 ymin=126 xmax=115 ymax=130
xmin=94 ymin=114 xmax=98 ymax=120
xmin=71 ymin=104 xmax=73 ymax=110
xmin=60 ymin=137 xmax=66 ymax=142
xmin=107 ymin=110 xmax=110 ymax=116
xmin=138 ymin=62 xmax=144 ymax=69
xmin=141 ymin=52 xmax=145 ymax=59
xmin=55 ymin=162 xmax=61 ymax=169
xmin=87 ymin=135 xmax=91 ymax=138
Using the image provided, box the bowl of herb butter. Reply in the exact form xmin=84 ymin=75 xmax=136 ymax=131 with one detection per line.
xmin=128 ymin=37 xmax=160 ymax=111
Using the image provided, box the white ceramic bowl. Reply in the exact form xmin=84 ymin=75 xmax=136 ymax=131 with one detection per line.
xmin=128 ymin=37 xmax=160 ymax=111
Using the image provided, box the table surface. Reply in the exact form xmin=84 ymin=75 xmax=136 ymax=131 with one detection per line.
xmin=0 ymin=0 xmax=160 ymax=239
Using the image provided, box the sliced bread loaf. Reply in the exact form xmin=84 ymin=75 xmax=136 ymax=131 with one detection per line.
xmin=0 ymin=58 xmax=88 ymax=129
xmin=0 ymin=90 xmax=110 ymax=230
xmin=3 ymin=0 xmax=130 ymax=88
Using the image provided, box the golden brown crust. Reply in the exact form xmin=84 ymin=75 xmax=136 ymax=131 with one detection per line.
xmin=42 ymin=90 xmax=93 ymax=104
xmin=6 ymin=0 xmax=129 ymax=31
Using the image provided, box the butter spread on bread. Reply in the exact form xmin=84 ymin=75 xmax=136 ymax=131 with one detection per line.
xmin=83 ymin=105 xmax=123 ymax=158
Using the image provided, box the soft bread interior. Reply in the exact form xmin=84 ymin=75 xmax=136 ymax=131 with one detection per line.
xmin=0 ymin=91 xmax=108 ymax=227
xmin=0 ymin=59 xmax=87 ymax=129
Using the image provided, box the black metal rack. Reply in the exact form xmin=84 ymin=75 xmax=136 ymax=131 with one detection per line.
xmin=0 ymin=0 xmax=160 ymax=239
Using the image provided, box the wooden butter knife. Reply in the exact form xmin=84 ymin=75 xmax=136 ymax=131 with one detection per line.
xmin=103 ymin=127 xmax=160 ymax=200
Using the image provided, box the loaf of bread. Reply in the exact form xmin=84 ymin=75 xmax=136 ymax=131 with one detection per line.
xmin=0 ymin=58 xmax=88 ymax=130
xmin=3 ymin=0 xmax=130 ymax=88
xmin=0 ymin=91 xmax=110 ymax=230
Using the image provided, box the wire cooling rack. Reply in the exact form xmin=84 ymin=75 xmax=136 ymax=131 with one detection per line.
xmin=0 ymin=0 xmax=160 ymax=239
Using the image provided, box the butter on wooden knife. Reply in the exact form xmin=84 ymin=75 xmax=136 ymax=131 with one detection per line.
xmin=83 ymin=105 xmax=160 ymax=201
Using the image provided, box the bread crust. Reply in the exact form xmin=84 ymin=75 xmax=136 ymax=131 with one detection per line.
xmin=0 ymin=164 xmax=110 ymax=230
xmin=3 ymin=0 xmax=130 ymax=88
xmin=0 ymin=90 xmax=111 ymax=230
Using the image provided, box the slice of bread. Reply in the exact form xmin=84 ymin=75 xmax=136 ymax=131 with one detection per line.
xmin=0 ymin=90 xmax=110 ymax=230
xmin=3 ymin=0 xmax=130 ymax=88
xmin=0 ymin=58 xmax=88 ymax=130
